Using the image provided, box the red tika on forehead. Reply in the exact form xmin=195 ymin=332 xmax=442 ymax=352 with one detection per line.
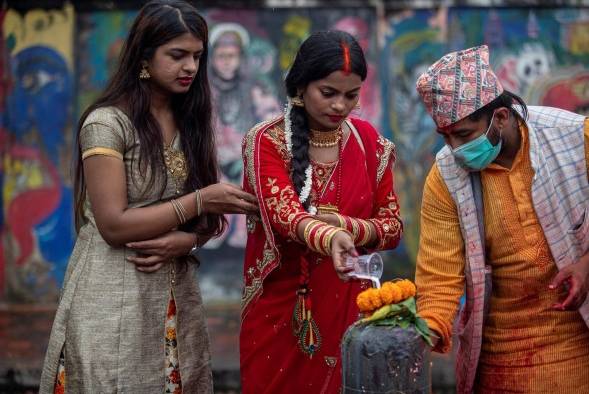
xmin=341 ymin=42 xmax=351 ymax=75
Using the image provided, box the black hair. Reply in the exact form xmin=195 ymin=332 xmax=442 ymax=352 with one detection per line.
xmin=467 ymin=90 xmax=528 ymax=125
xmin=284 ymin=30 xmax=367 ymax=208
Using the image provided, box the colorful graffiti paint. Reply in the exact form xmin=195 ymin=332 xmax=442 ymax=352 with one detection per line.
xmin=1 ymin=5 xmax=76 ymax=302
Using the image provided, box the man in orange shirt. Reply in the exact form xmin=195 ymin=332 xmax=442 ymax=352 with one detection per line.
xmin=414 ymin=45 xmax=589 ymax=393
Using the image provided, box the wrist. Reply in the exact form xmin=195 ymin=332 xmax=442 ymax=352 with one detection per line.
xmin=188 ymin=233 xmax=199 ymax=256
xmin=197 ymin=187 xmax=208 ymax=214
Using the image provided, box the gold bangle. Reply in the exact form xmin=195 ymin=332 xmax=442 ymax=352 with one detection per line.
xmin=195 ymin=189 xmax=203 ymax=216
xmin=333 ymin=213 xmax=346 ymax=228
xmin=177 ymin=199 xmax=188 ymax=222
xmin=170 ymin=199 xmax=186 ymax=224
xmin=313 ymin=224 xmax=329 ymax=253
xmin=322 ymin=227 xmax=338 ymax=254
xmin=350 ymin=218 xmax=360 ymax=241
xmin=325 ymin=228 xmax=353 ymax=254
xmin=303 ymin=219 xmax=322 ymax=245
xmin=358 ymin=219 xmax=371 ymax=246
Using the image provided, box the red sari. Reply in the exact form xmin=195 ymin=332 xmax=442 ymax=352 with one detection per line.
xmin=240 ymin=116 xmax=402 ymax=394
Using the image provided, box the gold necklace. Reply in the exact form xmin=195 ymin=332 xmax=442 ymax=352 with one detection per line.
xmin=163 ymin=133 xmax=188 ymax=195
xmin=309 ymin=125 xmax=343 ymax=148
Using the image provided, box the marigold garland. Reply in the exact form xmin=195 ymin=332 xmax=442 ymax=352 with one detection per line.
xmin=356 ymin=279 xmax=416 ymax=314
xmin=354 ymin=279 xmax=432 ymax=346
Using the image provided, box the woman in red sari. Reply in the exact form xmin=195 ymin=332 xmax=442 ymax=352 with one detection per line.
xmin=240 ymin=31 xmax=403 ymax=393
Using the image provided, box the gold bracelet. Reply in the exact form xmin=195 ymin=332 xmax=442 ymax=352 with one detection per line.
xmin=303 ymin=219 xmax=322 ymax=245
xmin=333 ymin=212 xmax=346 ymax=228
xmin=322 ymin=227 xmax=338 ymax=254
xmin=195 ymin=189 xmax=203 ymax=216
xmin=313 ymin=224 xmax=330 ymax=254
xmin=177 ymin=199 xmax=188 ymax=222
xmin=358 ymin=219 xmax=372 ymax=246
xmin=325 ymin=228 xmax=353 ymax=255
xmin=170 ymin=199 xmax=186 ymax=224
xmin=350 ymin=217 xmax=360 ymax=241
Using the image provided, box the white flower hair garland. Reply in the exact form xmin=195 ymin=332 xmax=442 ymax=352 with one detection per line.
xmin=284 ymin=98 xmax=314 ymax=213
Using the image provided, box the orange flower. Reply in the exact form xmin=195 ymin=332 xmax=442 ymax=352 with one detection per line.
xmin=380 ymin=282 xmax=403 ymax=304
xmin=396 ymin=279 xmax=416 ymax=299
xmin=367 ymin=288 xmax=383 ymax=310
xmin=356 ymin=291 xmax=374 ymax=312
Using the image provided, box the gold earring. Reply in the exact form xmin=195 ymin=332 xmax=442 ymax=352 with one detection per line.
xmin=291 ymin=96 xmax=304 ymax=107
xmin=139 ymin=65 xmax=151 ymax=80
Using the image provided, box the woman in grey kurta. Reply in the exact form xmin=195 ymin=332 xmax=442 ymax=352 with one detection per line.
xmin=39 ymin=1 xmax=258 ymax=393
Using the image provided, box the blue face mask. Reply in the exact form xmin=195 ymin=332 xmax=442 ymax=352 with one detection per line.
xmin=451 ymin=112 xmax=502 ymax=171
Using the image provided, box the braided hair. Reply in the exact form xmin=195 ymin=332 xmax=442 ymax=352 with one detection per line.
xmin=284 ymin=30 xmax=367 ymax=208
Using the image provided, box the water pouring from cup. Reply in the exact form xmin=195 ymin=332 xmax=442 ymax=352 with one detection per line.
xmin=345 ymin=253 xmax=383 ymax=288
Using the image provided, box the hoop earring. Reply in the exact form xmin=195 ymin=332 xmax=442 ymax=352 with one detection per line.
xmin=139 ymin=66 xmax=151 ymax=80
xmin=291 ymin=96 xmax=304 ymax=107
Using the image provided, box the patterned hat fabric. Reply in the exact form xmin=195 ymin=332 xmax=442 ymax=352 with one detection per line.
xmin=415 ymin=45 xmax=504 ymax=128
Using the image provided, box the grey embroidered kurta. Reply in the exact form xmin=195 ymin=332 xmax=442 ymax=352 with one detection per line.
xmin=39 ymin=107 xmax=213 ymax=393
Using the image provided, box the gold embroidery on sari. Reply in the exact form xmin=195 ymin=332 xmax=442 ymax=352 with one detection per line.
xmin=376 ymin=136 xmax=396 ymax=184
xmin=264 ymin=181 xmax=303 ymax=238
xmin=369 ymin=192 xmax=402 ymax=249
xmin=243 ymin=119 xmax=277 ymax=191
xmin=241 ymin=243 xmax=276 ymax=310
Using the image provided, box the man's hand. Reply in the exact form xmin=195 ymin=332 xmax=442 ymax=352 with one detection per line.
xmin=549 ymin=253 xmax=589 ymax=310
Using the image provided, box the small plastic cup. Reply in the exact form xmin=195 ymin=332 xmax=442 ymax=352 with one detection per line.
xmin=345 ymin=253 xmax=383 ymax=283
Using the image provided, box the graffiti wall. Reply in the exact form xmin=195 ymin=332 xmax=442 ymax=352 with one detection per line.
xmin=2 ymin=2 xmax=589 ymax=383
xmin=1 ymin=5 xmax=76 ymax=303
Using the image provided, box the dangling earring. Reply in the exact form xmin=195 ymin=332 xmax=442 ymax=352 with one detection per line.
xmin=139 ymin=65 xmax=151 ymax=80
xmin=291 ymin=95 xmax=304 ymax=107
xmin=354 ymin=102 xmax=361 ymax=110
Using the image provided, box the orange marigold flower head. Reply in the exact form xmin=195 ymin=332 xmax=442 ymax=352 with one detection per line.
xmin=367 ymin=288 xmax=383 ymax=310
xmin=356 ymin=290 xmax=374 ymax=312
xmin=397 ymin=279 xmax=417 ymax=299
xmin=380 ymin=282 xmax=403 ymax=304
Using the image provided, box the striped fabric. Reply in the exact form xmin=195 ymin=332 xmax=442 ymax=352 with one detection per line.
xmin=436 ymin=106 xmax=589 ymax=393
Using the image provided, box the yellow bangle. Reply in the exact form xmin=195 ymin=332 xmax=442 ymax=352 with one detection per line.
xmin=350 ymin=218 xmax=360 ymax=240
xmin=358 ymin=219 xmax=372 ymax=246
xmin=322 ymin=227 xmax=338 ymax=254
xmin=303 ymin=219 xmax=322 ymax=246
xmin=333 ymin=213 xmax=346 ymax=228
xmin=313 ymin=224 xmax=330 ymax=254
xmin=325 ymin=228 xmax=353 ymax=254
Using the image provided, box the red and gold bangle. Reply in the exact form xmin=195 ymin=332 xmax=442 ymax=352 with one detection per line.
xmin=303 ymin=219 xmax=322 ymax=246
xmin=332 ymin=212 xmax=347 ymax=228
xmin=358 ymin=219 xmax=372 ymax=246
xmin=325 ymin=228 xmax=353 ymax=254
xmin=313 ymin=224 xmax=331 ymax=254
xmin=367 ymin=219 xmax=384 ymax=247
xmin=321 ymin=227 xmax=338 ymax=254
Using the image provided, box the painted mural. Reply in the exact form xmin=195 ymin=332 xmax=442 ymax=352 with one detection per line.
xmin=2 ymin=2 xmax=589 ymax=386
xmin=1 ymin=5 xmax=76 ymax=303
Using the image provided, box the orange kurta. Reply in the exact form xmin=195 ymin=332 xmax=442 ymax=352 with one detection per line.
xmin=416 ymin=119 xmax=589 ymax=392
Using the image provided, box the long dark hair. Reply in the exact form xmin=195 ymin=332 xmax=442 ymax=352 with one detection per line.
xmin=284 ymin=30 xmax=367 ymax=208
xmin=74 ymin=0 xmax=225 ymax=238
